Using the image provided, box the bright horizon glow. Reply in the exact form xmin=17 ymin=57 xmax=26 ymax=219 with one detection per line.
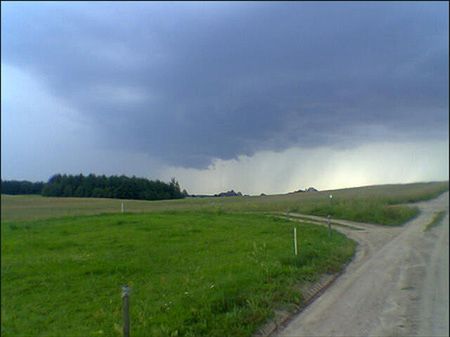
xmin=161 ymin=140 xmax=449 ymax=195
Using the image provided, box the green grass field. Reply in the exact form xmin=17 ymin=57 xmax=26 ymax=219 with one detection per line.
xmin=1 ymin=181 xmax=448 ymax=336
xmin=2 ymin=181 xmax=448 ymax=225
xmin=1 ymin=212 xmax=355 ymax=337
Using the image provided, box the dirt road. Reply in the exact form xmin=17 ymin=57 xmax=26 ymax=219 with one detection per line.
xmin=276 ymin=192 xmax=449 ymax=337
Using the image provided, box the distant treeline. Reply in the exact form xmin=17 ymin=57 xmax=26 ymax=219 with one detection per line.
xmin=1 ymin=180 xmax=44 ymax=195
xmin=1 ymin=174 xmax=187 ymax=201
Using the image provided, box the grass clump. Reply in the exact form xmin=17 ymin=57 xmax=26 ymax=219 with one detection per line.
xmin=297 ymin=199 xmax=420 ymax=226
xmin=1 ymin=212 xmax=355 ymax=337
xmin=424 ymin=211 xmax=447 ymax=231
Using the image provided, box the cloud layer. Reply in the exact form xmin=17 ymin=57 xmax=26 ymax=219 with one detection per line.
xmin=3 ymin=2 xmax=448 ymax=169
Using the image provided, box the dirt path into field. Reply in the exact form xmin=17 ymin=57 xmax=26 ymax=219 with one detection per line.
xmin=275 ymin=192 xmax=449 ymax=337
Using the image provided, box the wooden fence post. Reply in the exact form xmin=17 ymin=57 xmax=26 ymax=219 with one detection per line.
xmin=327 ymin=215 xmax=332 ymax=237
xmin=122 ymin=285 xmax=130 ymax=337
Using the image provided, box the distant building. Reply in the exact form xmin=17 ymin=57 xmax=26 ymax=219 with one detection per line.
xmin=215 ymin=190 xmax=242 ymax=197
xmin=306 ymin=187 xmax=318 ymax=192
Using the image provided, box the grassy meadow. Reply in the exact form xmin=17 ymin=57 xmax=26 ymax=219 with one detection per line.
xmin=2 ymin=212 xmax=355 ymax=337
xmin=1 ymin=181 xmax=448 ymax=336
xmin=2 ymin=181 xmax=448 ymax=225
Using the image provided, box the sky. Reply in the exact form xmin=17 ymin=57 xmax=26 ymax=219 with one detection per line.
xmin=2 ymin=1 xmax=448 ymax=195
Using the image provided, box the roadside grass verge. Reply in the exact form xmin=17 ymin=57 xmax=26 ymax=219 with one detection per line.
xmin=288 ymin=182 xmax=448 ymax=226
xmin=291 ymin=200 xmax=420 ymax=226
xmin=1 ymin=212 xmax=356 ymax=337
xmin=424 ymin=211 xmax=447 ymax=231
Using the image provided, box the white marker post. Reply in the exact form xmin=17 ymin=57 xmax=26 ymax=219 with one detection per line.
xmin=294 ymin=227 xmax=298 ymax=256
xmin=328 ymin=194 xmax=333 ymax=237
xmin=121 ymin=201 xmax=124 ymax=213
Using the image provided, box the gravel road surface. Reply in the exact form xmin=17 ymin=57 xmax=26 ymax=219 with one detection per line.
xmin=276 ymin=192 xmax=449 ymax=337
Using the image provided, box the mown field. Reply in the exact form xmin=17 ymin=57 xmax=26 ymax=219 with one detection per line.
xmin=2 ymin=181 xmax=448 ymax=225
xmin=2 ymin=212 xmax=355 ymax=337
xmin=1 ymin=181 xmax=448 ymax=336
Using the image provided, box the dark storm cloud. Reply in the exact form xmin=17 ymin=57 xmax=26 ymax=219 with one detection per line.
xmin=2 ymin=2 xmax=448 ymax=167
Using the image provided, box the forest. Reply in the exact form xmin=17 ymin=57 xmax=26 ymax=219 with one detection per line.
xmin=1 ymin=180 xmax=44 ymax=195
xmin=1 ymin=174 xmax=187 ymax=201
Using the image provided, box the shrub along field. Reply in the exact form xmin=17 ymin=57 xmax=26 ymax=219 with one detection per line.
xmin=2 ymin=181 xmax=448 ymax=225
xmin=1 ymin=212 xmax=355 ymax=337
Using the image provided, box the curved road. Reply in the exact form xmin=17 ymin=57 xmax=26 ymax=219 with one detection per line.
xmin=276 ymin=192 xmax=449 ymax=337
